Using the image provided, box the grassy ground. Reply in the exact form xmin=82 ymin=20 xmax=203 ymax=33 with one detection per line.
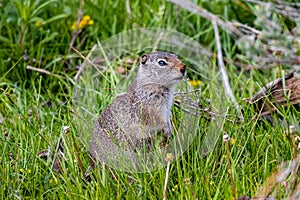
xmin=1 ymin=0 xmax=299 ymax=199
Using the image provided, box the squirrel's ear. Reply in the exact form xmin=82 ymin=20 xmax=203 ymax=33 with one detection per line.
xmin=140 ymin=54 xmax=147 ymax=65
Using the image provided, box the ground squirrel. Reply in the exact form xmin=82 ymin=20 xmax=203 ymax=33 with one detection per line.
xmin=89 ymin=52 xmax=186 ymax=169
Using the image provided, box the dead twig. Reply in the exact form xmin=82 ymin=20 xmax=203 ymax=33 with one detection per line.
xmin=67 ymin=0 xmax=84 ymax=56
xmin=212 ymin=21 xmax=243 ymax=120
xmin=167 ymin=0 xmax=259 ymax=37
xmin=173 ymin=99 xmax=239 ymax=124
xmin=126 ymin=0 xmax=131 ymax=15
xmin=77 ymin=34 xmax=89 ymax=50
xmin=212 ymin=21 xmax=237 ymax=105
xmin=26 ymin=65 xmax=61 ymax=79
xmin=255 ymin=156 xmax=300 ymax=199
xmin=74 ymin=45 xmax=98 ymax=81
xmin=163 ymin=154 xmax=173 ymax=200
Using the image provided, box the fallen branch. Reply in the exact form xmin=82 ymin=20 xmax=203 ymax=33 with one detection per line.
xmin=26 ymin=65 xmax=61 ymax=78
xmin=167 ymin=0 xmax=260 ymax=37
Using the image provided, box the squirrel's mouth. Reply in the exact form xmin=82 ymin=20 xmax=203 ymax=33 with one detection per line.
xmin=173 ymin=75 xmax=185 ymax=81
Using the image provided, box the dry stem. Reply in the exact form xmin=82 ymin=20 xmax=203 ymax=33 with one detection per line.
xmin=26 ymin=65 xmax=61 ymax=78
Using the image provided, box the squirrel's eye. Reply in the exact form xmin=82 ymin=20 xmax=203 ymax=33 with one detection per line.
xmin=158 ymin=60 xmax=167 ymax=66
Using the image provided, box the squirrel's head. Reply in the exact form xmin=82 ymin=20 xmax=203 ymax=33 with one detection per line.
xmin=137 ymin=52 xmax=186 ymax=88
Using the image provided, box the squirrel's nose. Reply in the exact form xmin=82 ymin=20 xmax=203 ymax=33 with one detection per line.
xmin=180 ymin=64 xmax=186 ymax=75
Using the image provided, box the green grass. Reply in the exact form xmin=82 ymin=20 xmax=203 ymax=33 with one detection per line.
xmin=1 ymin=0 xmax=300 ymax=199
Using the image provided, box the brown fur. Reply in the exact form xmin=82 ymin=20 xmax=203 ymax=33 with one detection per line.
xmin=89 ymin=52 xmax=186 ymax=168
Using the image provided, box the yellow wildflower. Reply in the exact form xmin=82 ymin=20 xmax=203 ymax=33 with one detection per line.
xmin=34 ymin=21 xmax=43 ymax=31
xmin=19 ymin=168 xmax=24 ymax=173
xmin=188 ymin=80 xmax=203 ymax=88
xmin=82 ymin=15 xmax=91 ymax=21
xmin=230 ymin=138 xmax=236 ymax=145
xmin=34 ymin=21 xmax=43 ymax=27
xmin=88 ymin=19 xmax=94 ymax=25
xmin=172 ymin=184 xmax=178 ymax=191
xmin=27 ymin=169 xmax=31 ymax=174
xmin=49 ymin=178 xmax=58 ymax=184
xmin=71 ymin=23 xmax=76 ymax=31
xmin=71 ymin=15 xmax=94 ymax=31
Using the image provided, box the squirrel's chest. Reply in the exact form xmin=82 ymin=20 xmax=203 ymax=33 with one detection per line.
xmin=130 ymin=87 xmax=173 ymax=129
xmin=146 ymin=92 xmax=173 ymax=130
xmin=160 ymin=96 xmax=172 ymax=120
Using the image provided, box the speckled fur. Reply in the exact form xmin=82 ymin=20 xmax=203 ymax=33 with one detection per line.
xmin=89 ymin=52 xmax=186 ymax=165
